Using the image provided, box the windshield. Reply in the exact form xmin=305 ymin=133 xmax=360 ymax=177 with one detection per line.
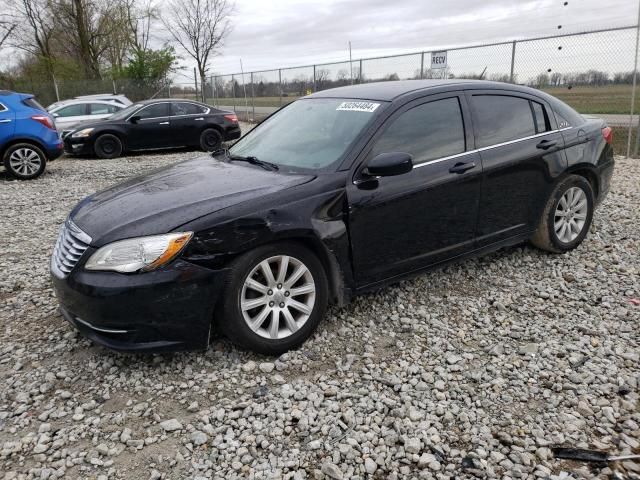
xmin=230 ymin=98 xmax=384 ymax=171
xmin=108 ymin=103 xmax=143 ymax=120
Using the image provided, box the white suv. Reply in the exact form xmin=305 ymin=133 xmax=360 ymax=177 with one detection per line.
xmin=48 ymin=100 xmax=124 ymax=137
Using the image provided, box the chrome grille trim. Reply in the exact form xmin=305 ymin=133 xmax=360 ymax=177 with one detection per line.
xmin=51 ymin=219 xmax=92 ymax=278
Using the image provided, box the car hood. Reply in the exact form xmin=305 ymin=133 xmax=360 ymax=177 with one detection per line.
xmin=70 ymin=156 xmax=315 ymax=246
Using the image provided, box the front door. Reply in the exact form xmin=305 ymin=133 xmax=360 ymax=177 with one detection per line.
xmin=347 ymin=94 xmax=482 ymax=286
xmin=467 ymin=91 xmax=567 ymax=246
xmin=127 ymin=102 xmax=173 ymax=149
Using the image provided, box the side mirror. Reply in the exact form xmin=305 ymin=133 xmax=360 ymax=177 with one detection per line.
xmin=130 ymin=115 xmax=141 ymax=124
xmin=365 ymin=152 xmax=413 ymax=177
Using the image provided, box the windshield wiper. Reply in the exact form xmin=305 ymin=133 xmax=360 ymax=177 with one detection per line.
xmin=229 ymin=154 xmax=279 ymax=171
xmin=211 ymin=148 xmax=279 ymax=171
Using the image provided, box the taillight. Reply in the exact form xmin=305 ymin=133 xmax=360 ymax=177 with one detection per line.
xmin=602 ymin=126 xmax=613 ymax=145
xmin=31 ymin=115 xmax=55 ymax=130
xmin=224 ymin=114 xmax=238 ymax=123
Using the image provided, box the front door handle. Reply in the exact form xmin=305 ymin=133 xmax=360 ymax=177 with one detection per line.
xmin=0 ymin=119 xmax=11 ymax=123
xmin=449 ymin=161 xmax=476 ymax=174
xmin=159 ymin=121 xmax=170 ymax=125
xmin=536 ymin=139 xmax=557 ymax=150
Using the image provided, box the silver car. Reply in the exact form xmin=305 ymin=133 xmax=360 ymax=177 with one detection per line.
xmin=48 ymin=100 xmax=124 ymax=137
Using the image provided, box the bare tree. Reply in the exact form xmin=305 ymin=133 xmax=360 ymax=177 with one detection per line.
xmin=163 ymin=0 xmax=233 ymax=102
xmin=0 ymin=14 xmax=16 ymax=49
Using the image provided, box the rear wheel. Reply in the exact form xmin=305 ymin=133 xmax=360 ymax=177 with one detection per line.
xmin=3 ymin=143 xmax=46 ymax=180
xmin=217 ymin=243 xmax=328 ymax=355
xmin=531 ymin=175 xmax=594 ymax=253
xmin=199 ymin=128 xmax=223 ymax=152
xmin=94 ymin=134 xmax=123 ymax=159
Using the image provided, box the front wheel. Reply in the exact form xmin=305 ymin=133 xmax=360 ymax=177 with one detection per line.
xmin=3 ymin=143 xmax=47 ymax=180
xmin=531 ymin=175 xmax=594 ymax=253
xmin=94 ymin=134 xmax=123 ymax=159
xmin=217 ymin=243 xmax=329 ymax=355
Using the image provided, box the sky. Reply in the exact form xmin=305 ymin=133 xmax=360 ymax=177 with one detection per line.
xmin=199 ymin=0 xmax=639 ymax=76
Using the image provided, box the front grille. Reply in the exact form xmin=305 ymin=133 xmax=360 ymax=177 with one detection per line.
xmin=51 ymin=220 xmax=92 ymax=278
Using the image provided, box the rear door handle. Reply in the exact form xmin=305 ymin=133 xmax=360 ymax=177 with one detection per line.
xmin=159 ymin=121 xmax=170 ymax=125
xmin=0 ymin=119 xmax=11 ymax=123
xmin=536 ymin=139 xmax=557 ymax=150
xmin=194 ymin=117 xmax=204 ymax=121
xmin=449 ymin=161 xmax=476 ymax=174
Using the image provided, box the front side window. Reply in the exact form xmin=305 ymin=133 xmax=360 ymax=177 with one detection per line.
xmin=471 ymin=95 xmax=537 ymax=148
xmin=137 ymin=103 xmax=168 ymax=119
xmin=371 ymin=97 xmax=466 ymax=164
xmin=230 ymin=98 xmax=383 ymax=171
xmin=172 ymin=102 xmax=207 ymax=115
xmin=55 ymin=104 xmax=87 ymax=117
xmin=89 ymin=103 xmax=120 ymax=115
xmin=0 ymin=103 xmax=7 ymax=112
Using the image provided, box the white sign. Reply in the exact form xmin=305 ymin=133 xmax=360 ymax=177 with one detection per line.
xmin=431 ymin=51 xmax=448 ymax=69
xmin=336 ymin=101 xmax=380 ymax=113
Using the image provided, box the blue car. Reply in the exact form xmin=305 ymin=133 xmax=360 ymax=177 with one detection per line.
xmin=0 ymin=90 xmax=63 ymax=180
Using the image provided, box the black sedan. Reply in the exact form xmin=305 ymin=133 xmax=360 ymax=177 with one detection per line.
xmin=51 ymin=80 xmax=614 ymax=354
xmin=64 ymin=99 xmax=241 ymax=158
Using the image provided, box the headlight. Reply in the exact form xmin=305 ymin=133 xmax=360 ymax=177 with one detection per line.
xmin=72 ymin=128 xmax=95 ymax=138
xmin=85 ymin=232 xmax=193 ymax=273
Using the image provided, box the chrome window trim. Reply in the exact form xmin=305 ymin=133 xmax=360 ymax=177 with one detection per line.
xmin=413 ymin=127 xmax=572 ymax=169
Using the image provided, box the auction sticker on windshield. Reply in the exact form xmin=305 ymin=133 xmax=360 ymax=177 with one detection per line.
xmin=336 ymin=101 xmax=380 ymax=113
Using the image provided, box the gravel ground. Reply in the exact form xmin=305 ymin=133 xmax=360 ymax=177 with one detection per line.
xmin=0 ymin=147 xmax=638 ymax=480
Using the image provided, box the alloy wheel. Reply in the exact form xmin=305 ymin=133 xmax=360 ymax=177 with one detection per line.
xmin=9 ymin=148 xmax=42 ymax=176
xmin=240 ymin=255 xmax=316 ymax=340
xmin=554 ymin=186 xmax=588 ymax=243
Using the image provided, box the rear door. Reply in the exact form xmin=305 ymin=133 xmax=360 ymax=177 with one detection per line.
xmin=169 ymin=102 xmax=209 ymax=146
xmin=127 ymin=102 xmax=172 ymax=149
xmin=0 ymin=101 xmax=16 ymax=143
xmin=347 ymin=93 xmax=482 ymax=286
xmin=468 ymin=91 xmax=566 ymax=246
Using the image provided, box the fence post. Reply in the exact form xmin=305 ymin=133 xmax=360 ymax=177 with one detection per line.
xmin=359 ymin=59 xmax=363 ymax=83
xmin=628 ymin=6 xmax=640 ymax=157
xmin=232 ymin=74 xmax=236 ymax=112
xmin=420 ymin=52 xmax=425 ymax=79
xmin=313 ymin=65 xmax=316 ymax=92
xmin=509 ymin=41 xmax=517 ymax=83
xmin=279 ymin=69 xmax=282 ymax=106
xmin=250 ymin=72 xmax=256 ymax=122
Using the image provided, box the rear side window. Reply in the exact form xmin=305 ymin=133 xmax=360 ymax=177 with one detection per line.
xmin=89 ymin=103 xmax=120 ymax=115
xmin=172 ymin=102 xmax=208 ymax=115
xmin=0 ymin=103 xmax=6 ymax=112
xmin=371 ymin=97 xmax=466 ymax=164
xmin=471 ymin=95 xmax=537 ymax=148
xmin=22 ymin=98 xmax=46 ymax=111
xmin=531 ymin=102 xmax=550 ymax=133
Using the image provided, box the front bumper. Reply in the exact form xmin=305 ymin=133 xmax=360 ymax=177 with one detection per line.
xmin=64 ymin=137 xmax=93 ymax=156
xmin=51 ymin=258 xmax=228 ymax=352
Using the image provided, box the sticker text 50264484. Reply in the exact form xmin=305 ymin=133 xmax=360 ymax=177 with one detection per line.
xmin=336 ymin=101 xmax=380 ymax=113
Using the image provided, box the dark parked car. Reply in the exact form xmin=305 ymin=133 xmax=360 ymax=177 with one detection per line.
xmin=1 ymin=90 xmax=63 ymax=180
xmin=64 ymin=99 xmax=241 ymax=158
xmin=51 ymin=80 xmax=614 ymax=354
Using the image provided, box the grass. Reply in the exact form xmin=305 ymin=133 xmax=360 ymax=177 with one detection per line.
xmin=541 ymin=84 xmax=639 ymax=115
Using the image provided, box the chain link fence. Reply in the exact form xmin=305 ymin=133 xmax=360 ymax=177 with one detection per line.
xmin=5 ymin=25 xmax=639 ymax=156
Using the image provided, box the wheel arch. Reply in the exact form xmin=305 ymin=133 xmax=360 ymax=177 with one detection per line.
xmin=1 ymin=138 xmax=48 ymax=159
xmin=565 ymin=164 xmax=600 ymax=199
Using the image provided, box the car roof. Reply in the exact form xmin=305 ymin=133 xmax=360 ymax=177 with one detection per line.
xmin=136 ymin=98 xmax=208 ymax=105
xmin=307 ymin=79 xmax=550 ymax=102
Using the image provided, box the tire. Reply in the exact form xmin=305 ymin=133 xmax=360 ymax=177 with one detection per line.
xmin=199 ymin=128 xmax=223 ymax=152
xmin=3 ymin=143 xmax=47 ymax=180
xmin=217 ymin=242 xmax=329 ymax=355
xmin=531 ymin=175 xmax=594 ymax=253
xmin=94 ymin=134 xmax=123 ymax=159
